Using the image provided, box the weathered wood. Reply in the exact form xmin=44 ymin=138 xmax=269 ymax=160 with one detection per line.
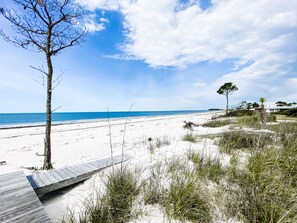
xmin=0 ymin=171 xmax=51 ymax=223
xmin=28 ymin=154 xmax=132 ymax=197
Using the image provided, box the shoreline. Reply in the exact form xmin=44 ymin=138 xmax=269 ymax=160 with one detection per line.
xmin=0 ymin=110 xmax=217 ymax=130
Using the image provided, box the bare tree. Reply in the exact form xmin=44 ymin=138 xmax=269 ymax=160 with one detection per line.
xmin=0 ymin=0 xmax=87 ymax=169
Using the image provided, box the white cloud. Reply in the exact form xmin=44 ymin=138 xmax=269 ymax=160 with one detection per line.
xmin=79 ymin=0 xmax=297 ymax=67
xmin=75 ymin=0 xmax=122 ymax=11
xmin=104 ymin=54 xmax=138 ymax=60
xmin=83 ymin=14 xmax=105 ymax=32
xmin=99 ymin=17 xmax=109 ymax=23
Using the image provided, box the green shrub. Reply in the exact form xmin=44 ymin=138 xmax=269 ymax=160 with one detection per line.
xmin=273 ymin=108 xmax=297 ymax=117
xmin=286 ymin=108 xmax=297 ymax=117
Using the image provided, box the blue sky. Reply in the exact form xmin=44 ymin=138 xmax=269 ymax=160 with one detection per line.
xmin=0 ymin=0 xmax=296 ymax=112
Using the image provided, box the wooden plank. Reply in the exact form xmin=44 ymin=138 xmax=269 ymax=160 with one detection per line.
xmin=0 ymin=185 xmax=32 ymax=204
xmin=75 ymin=163 xmax=92 ymax=173
xmin=31 ymin=173 xmax=52 ymax=188
xmin=28 ymin=155 xmax=133 ymax=196
xmin=0 ymin=171 xmax=51 ymax=223
xmin=0 ymin=191 xmax=40 ymax=216
xmin=45 ymin=170 xmax=65 ymax=182
xmin=56 ymin=168 xmax=76 ymax=179
xmin=63 ymin=167 xmax=80 ymax=176
xmin=7 ymin=207 xmax=50 ymax=223
xmin=87 ymin=161 xmax=102 ymax=169
xmin=0 ymin=182 xmax=29 ymax=197
xmin=82 ymin=163 xmax=98 ymax=172
xmin=0 ymin=173 xmax=24 ymax=188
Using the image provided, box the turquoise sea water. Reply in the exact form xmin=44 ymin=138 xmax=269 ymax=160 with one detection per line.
xmin=0 ymin=110 xmax=208 ymax=127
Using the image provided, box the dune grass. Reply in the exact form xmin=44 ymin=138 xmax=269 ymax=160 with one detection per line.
xmin=236 ymin=113 xmax=277 ymax=129
xmin=202 ymin=119 xmax=233 ymax=128
xmin=148 ymin=136 xmax=171 ymax=153
xmin=182 ymin=133 xmax=198 ymax=143
xmin=275 ymin=114 xmax=297 ymax=121
xmin=62 ymin=166 xmax=142 ymax=223
xmin=187 ymin=151 xmax=225 ymax=183
xmin=220 ymin=121 xmax=297 ymax=223
xmin=164 ymin=176 xmax=212 ymax=223
xmin=225 ymin=146 xmax=297 ymax=222
xmin=218 ymin=131 xmax=275 ymax=154
xmin=143 ymin=162 xmax=165 ymax=205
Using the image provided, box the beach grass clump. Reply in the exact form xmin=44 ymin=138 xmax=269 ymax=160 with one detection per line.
xmin=105 ymin=167 xmax=141 ymax=222
xmin=196 ymin=157 xmax=225 ymax=183
xmin=266 ymin=114 xmax=277 ymax=122
xmin=166 ymin=157 xmax=189 ymax=176
xmin=267 ymin=122 xmax=297 ymax=147
xmin=226 ymin=153 xmax=240 ymax=181
xmin=236 ymin=115 xmax=260 ymax=128
xmin=182 ymin=133 xmax=198 ymax=143
xmin=225 ymin=146 xmax=297 ymax=222
xmin=277 ymin=138 xmax=297 ymax=187
xmin=236 ymin=114 xmax=277 ymax=128
xmin=143 ymin=162 xmax=165 ymax=205
xmin=148 ymin=136 xmax=171 ymax=153
xmin=202 ymin=119 xmax=233 ymax=128
xmin=164 ymin=175 xmax=212 ymax=223
xmin=218 ymin=131 xmax=274 ymax=154
xmin=62 ymin=166 xmax=141 ymax=223
xmin=187 ymin=151 xmax=225 ymax=183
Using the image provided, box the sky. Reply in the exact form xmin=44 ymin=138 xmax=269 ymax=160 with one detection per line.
xmin=0 ymin=0 xmax=296 ymax=113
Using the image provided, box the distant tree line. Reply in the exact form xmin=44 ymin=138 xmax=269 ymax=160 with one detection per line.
xmin=236 ymin=101 xmax=260 ymax=110
xmin=275 ymin=101 xmax=297 ymax=107
xmin=236 ymin=101 xmax=297 ymax=110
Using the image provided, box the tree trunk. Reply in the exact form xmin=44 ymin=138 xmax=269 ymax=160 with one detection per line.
xmin=43 ymin=52 xmax=53 ymax=170
xmin=260 ymin=103 xmax=266 ymax=125
xmin=226 ymin=94 xmax=229 ymax=114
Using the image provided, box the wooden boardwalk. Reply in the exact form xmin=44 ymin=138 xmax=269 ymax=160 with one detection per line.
xmin=27 ymin=154 xmax=132 ymax=196
xmin=0 ymin=171 xmax=51 ymax=223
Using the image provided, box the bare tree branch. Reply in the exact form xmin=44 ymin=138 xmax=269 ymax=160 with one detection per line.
xmin=52 ymin=72 xmax=63 ymax=90
xmin=52 ymin=105 xmax=62 ymax=112
xmin=30 ymin=65 xmax=48 ymax=76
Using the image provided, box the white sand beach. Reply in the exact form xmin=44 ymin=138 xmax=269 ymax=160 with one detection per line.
xmin=0 ymin=112 xmax=228 ymax=222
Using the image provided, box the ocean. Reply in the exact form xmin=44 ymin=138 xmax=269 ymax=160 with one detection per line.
xmin=0 ymin=110 xmax=208 ymax=127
